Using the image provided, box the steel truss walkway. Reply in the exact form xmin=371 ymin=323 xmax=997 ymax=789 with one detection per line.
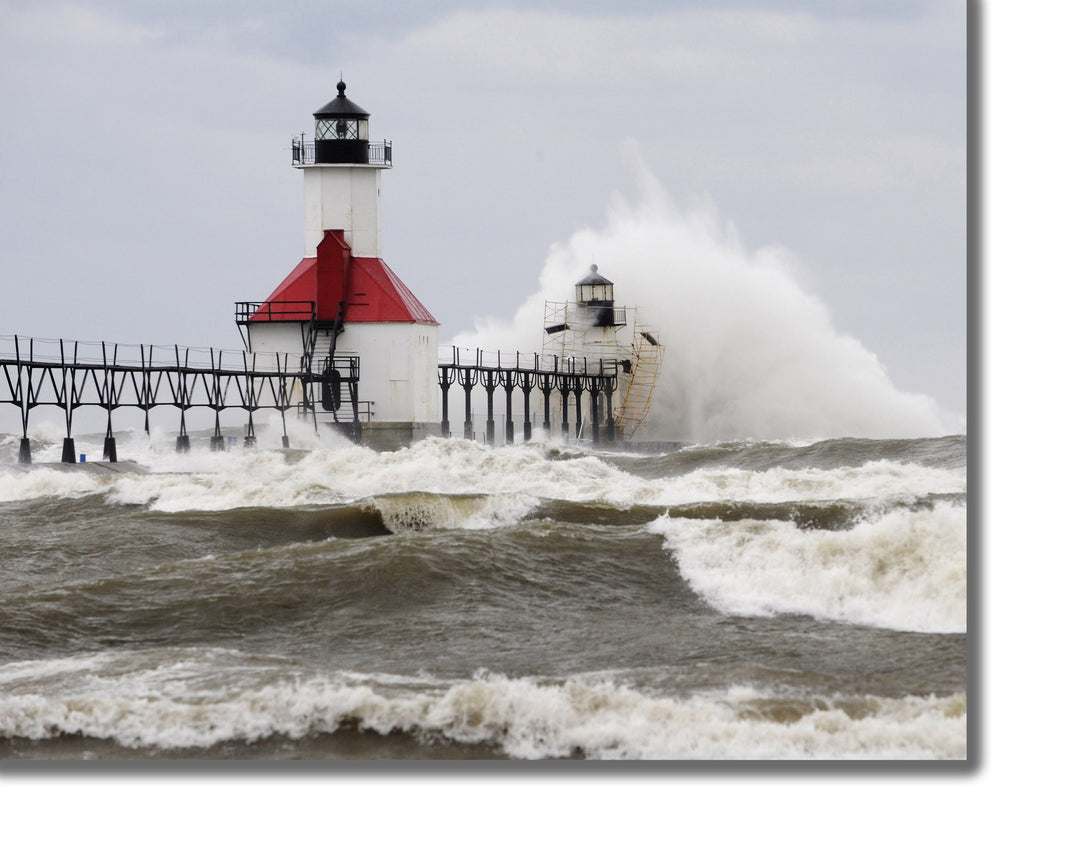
xmin=437 ymin=346 xmax=621 ymax=446
xmin=1 ymin=336 xmax=363 ymax=464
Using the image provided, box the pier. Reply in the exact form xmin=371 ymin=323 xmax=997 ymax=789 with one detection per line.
xmin=437 ymin=346 xmax=620 ymax=446
xmin=0 ymin=336 xmax=364 ymax=463
xmin=2 ymin=337 xmax=622 ymax=464
xmin=0 ymin=83 xmax=663 ymax=468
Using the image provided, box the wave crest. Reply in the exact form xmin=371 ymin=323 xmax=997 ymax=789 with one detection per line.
xmin=649 ymin=502 xmax=967 ymax=633
xmin=0 ymin=651 xmax=965 ymax=759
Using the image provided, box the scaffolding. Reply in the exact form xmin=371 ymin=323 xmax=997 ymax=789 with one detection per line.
xmin=615 ymin=318 xmax=664 ymax=437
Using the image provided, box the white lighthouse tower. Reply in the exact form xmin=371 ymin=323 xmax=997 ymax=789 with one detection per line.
xmin=240 ymin=81 xmax=440 ymax=449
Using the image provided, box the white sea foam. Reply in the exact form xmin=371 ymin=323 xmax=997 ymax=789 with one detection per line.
xmin=0 ymin=650 xmax=965 ymax=759
xmin=641 ymin=458 xmax=965 ymax=506
xmin=0 ymin=436 xmax=965 ymax=519
xmin=648 ymin=502 xmax=967 ymax=633
xmin=427 ymin=673 xmax=965 ymax=760
xmin=0 ymin=467 xmax=106 ymax=502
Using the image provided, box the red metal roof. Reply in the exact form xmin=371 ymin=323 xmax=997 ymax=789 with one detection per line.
xmin=349 ymin=257 xmax=437 ymax=324
xmin=253 ymin=231 xmax=437 ymax=325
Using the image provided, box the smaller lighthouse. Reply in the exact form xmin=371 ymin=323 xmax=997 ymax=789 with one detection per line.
xmin=239 ymin=82 xmax=440 ymax=448
xmin=543 ymin=265 xmax=663 ymax=439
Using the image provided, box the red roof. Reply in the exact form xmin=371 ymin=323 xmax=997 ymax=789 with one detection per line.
xmin=253 ymin=230 xmax=437 ymax=325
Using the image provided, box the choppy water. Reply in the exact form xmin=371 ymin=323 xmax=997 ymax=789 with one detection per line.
xmin=0 ymin=429 xmax=966 ymax=760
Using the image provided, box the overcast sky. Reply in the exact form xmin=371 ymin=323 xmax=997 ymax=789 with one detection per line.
xmin=0 ymin=0 xmax=966 ymax=418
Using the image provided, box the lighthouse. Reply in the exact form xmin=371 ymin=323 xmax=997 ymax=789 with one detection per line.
xmin=238 ymin=81 xmax=440 ymax=448
xmin=543 ymin=265 xmax=663 ymax=439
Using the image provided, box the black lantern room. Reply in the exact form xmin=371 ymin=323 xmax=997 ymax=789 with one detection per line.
xmin=575 ymin=264 xmax=624 ymax=327
xmin=313 ymin=81 xmax=371 ymax=164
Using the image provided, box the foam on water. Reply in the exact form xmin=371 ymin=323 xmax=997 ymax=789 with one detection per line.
xmin=0 ymin=649 xmax=965 ymax=759
xmin=0 ymin=466 xmax=106 ymax=502
xmin=648 ymin=502 xmax=967 ymax=633
xmin=0 ymin=436 xmax=964 ymax=520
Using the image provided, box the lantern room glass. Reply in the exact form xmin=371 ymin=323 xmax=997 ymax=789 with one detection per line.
xmin=576 ymin=282 xmax=614 ymax=303
xmin=316 ymin=118 xmax=359 ymax=140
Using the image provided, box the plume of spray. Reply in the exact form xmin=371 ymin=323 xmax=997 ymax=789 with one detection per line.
xmin=454 ymin=143 xmax=952 ymax=443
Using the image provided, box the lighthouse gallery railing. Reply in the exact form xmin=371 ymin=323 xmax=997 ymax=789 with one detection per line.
xmin=290 ymin=140 xmax=392 ymax=167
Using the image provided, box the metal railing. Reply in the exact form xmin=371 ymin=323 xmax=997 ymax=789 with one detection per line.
xmin=235 ymin=301 xmax=315 ymax=324
xmin=290 ymin=140 xmax=393 ymax=166
xmin=588 ymin=305 xmax=627 ymax=327
xmin=438 ymin=345 xmax=622 ymax=376
xmin=0 ymin=335 xmax=312 ymax=372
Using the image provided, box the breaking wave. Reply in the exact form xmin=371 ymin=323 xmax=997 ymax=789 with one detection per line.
xmin=0 ymin=435 xmax=965 ymax=517
xmin=452 ymin=148 xmax=958 ymax=442
xmin=649 ymin=502 xmax=967 ymax=633
xmin=0 ymin=649 xmax=965 ymax=759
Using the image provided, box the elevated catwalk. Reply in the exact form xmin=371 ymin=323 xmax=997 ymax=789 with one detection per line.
xmin=437 ymin=347 xmax=621 ymax=445
xmin=2 ymin=337 xmax=622 ymax=463
xmin=0 ymin=336 xmax=362 ymax=463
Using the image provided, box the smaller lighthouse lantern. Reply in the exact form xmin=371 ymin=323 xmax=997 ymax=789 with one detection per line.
xmin=575 ymin=264 xmax=622 ymax=329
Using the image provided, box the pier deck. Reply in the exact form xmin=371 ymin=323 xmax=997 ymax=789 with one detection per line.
xmin=1 ymin=336 xmax=362 ymax=463
xmin=3 ymin=337 xmax=623 ymax=463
